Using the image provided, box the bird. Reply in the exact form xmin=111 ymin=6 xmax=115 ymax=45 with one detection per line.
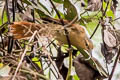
xmin=8 ymin=20 xmax=93 ymax=51
xmin=73 ymin=55 xmax=108 ymax=80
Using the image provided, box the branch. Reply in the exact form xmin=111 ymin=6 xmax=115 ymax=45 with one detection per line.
xmin=12 ymin=31 xmax=38 ymax=80
xmin=108 ymin=47 xmax=120 ymax=80
xmin=49 ymin=0 xmax=71 ymax=48
xmin=112 ymin=17 xmax=120 ymax=22
xmin=5 ymin=0 xmax=10 ymax=24
xmin=48 ymin=1 xmax=75 ymax=80
xmin=12 ymin=0 xmax=15 ymax=22
xmin=103 ymin=0 xmax=111 ymax=16
xmin=64 ymin=15 xmax=78 ymax=28
xmin=16 ymin=66 xmax=49 ymax=80
xmin=49 ymin=0 xmax=64 ymax=25
xmin=90 ymin=21 xmax=100 ymax=39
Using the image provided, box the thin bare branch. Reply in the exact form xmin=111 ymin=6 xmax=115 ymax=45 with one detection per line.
xmin=12 ymin=31 xmax=38 ymax=80
xmin=108 ymin=47 xmax=120 ymax=80
xmin=90 ymin=21 xmax=100 ymax=39
xmin=5 ymin=0 xmax=10 ymax=24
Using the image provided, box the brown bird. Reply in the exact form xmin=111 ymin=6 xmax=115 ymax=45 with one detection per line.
xmin=9 ymin=21 xmax=93 ymax=51
xmin=73 ymin=55 xmax=108 ymax=80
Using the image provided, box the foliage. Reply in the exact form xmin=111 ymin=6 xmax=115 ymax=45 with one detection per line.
xmin=0 ymin=0 xmax=120 ymax=80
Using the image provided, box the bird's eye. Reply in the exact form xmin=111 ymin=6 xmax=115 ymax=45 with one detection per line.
xmin=56 ymin=30 xmax=59 ymax=33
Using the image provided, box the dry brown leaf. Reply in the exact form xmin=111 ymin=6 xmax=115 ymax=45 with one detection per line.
xmin=104 ymin=29 xmax=117 ymax=47
xmin=86 ymin=0 xmax=102 ymax=11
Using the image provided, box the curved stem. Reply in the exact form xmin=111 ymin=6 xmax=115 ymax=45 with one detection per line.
xmin=66 ymin=49 xmax=73 ymax=80
xmin=108 ymin=47 xmax=120 ymax=80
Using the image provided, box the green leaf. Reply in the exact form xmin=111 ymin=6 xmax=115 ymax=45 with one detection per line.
xmin=63 ymin=0 xmax=78 ymax=21
xmin=84 ymin=0 xmax=88 ymax=3
xmin=0 ymin=10 xmax=8 ymax=25
xmin=73 ymin=75 xmax=79 ymax=80
xmin=52 ymin=0 xmax=63 ymax=3
xmin=86 ymin=19 xmax=99 ymax=35
xmin=37 ymin=0 xmax=51 ymax=15
xmin=103 ymin=0 xmax=115 ymax=18
xmin=0 ymin=63 xmax=3 ymax=69
xmin=54 ymin=11 xmax=65 ymax=19
xmin=80 ymin=17 xmax=92 ymax=25
xmin=32 ymin=57 xmax=42 ymax=68
xmin=23 ymin=0 xmax=51 ymax=16
xmin=0 ymin=10 xmax=8 ymax=33
xmin=35 ymin=8 xmax=50 ymax=18
xmin=106 ymin=9 xmax=114 ymax=18
xmin=79 ymin=19 xmax=86 ymax=27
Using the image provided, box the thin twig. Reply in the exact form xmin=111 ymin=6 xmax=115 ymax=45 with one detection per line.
xmin=49 ymin=0 xmax=64 ymax=25
xmin=103 ymin=0 xmax=111 ymax=16
xmin=1 ymin=2 xmax=5 ymax=24
xmin=0 ymin=21 xmax=8 ymax=49
xmin=49 ymin=0 xmax=71 ymax=48
xmin=5 ymin=0 xmax=10 ymax=24
xmin=108 ymin=47 xmax=120 ymax=80
xmin=16 ymin=67 xmax=49 ymax=80
xmin=46 ymin=39 xmax=55 ymax=48
xmin=90 ymin=21 xmax=100 ymax=39
xmin=64 ymin=15 xmax=78 ymax=28
xmin=12 ymin=0 xmax=15 ymax=22
xmin=65 ymin=49 xmax=73 ymax=80
xmin=26 ymin=56 xmax=40 ymax=72
xmin=50 ymin=68 xmax=58 ymax=79
xmin=90 ymin=0 xmax=111 ymax=39
xmin=48 ymin=1 xmax=77 ymax=80
xmin=43 ymin=58 xmax=58 ymax=79
xmin=7 ymin=35 xmax=14 ymax=53
xmin=112 ymin=17 xmax=120 ymax=22
xmin=100 ymin=0 xmax=113 ymax=75
xmin=31 ymin=0 xmax=35 ymax=22
xmin=48 ymin=55 xmax=63 ymax=79
xmin=12 ymin=31 xmax=38 ymax=80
